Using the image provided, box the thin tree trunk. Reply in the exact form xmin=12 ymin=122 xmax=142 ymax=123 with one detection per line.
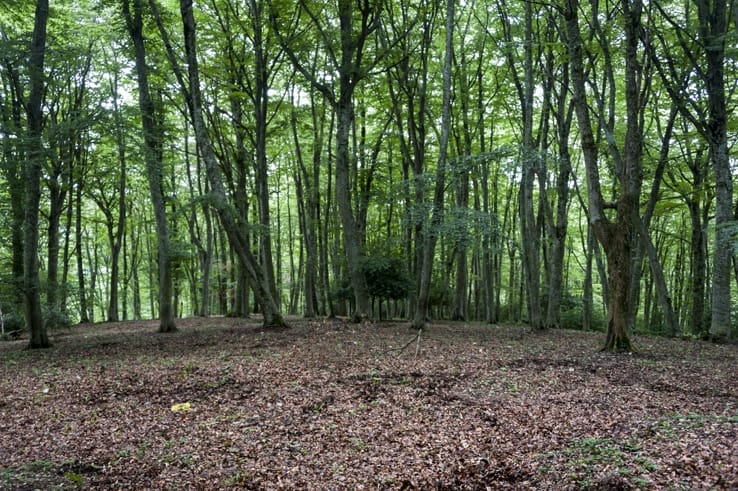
xmin=412 ymin=0 xmax=454 ymax=330
xmin=0 ymin=62 xmax=26 ymax=315
xmin=518 ymin=0 xmax=542 ymax=330
xmin=249 ymin=0 xmax=279 ymax=305
xmin=291 ymin=95 xmax=319 ymax=317
xmin=178 ymin=0 xmax=285 ymax=327
xmin=544 ymin=55 xmax=573 ymax=329
xmin=45 ymin=164 xmax=64 ymax=320
xmin=107 ymin=68 xmax=127 ymax=322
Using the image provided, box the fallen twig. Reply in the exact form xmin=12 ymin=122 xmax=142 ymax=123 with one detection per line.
xmin=384 ymin=327 xmax=423 ymax=357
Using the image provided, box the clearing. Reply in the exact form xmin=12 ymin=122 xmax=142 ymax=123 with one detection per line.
xmin=0 ymin=317 xmax=736 ymax=489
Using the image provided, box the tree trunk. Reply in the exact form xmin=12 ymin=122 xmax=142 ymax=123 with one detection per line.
xmin=412 ymin=0 xmax=454 ymax=330
xmin=122 ymin=0 xmax=176 ymax=333
xmin=0 ymin=62 xmax=26 ymax=315
xmin=290 ymin=94 xmax=320 ymax=317
xmin=107 ymin=69 xmax=127 ymax=322
xmin=566 ymin=0 xmax=643 ymax=351
xmin=249 ymin=0 xmax=279 ymax=306
xmin=24 ymin=0 xmax=51 ymax=349
xmin=75 ymin=175 xmax=89 ymax=323
xmin=691 ymin=0 xmax=733 ymax=341
xmin=518 ymin=0 xmax=542 ymax=330
xmin=333 ymin=0 xmax=371 ymax=322
xmin=544 ymin=58 xmax=573 ymax=329
xmin=178 ymin=0 xmax=285 ymax=327
xmin=650 ymin=0 xmax=734 ymax=340
xmin=602 ymin=228 xmax=635 ymax=351
xmin=450 ymin=45 xmax=473 ymax=322
xmin=45 ymin=158 xmax=66 ymax=323
xmin=583 ymin=218 xmax=594 ymax=331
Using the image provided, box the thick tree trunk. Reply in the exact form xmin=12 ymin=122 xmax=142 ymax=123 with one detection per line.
xmin=334 ymin=0 xmax=371 ymax=322
xmin=602 ymin=227 xmax=634 ymax=351
xmin=24 ymin=0 xmax=50 ymax=349
xmin=695 ymin=0 xmax=733 ymax=341
xmin=335 ymin=90 xmax=371 ymax=321
xmin=566 ymin=0 xmax=643 ymax=351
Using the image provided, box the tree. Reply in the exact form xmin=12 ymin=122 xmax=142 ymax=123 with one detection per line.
xmin=381 ymin=1 xmax=440 ymax=318
xmin=44 ymin=43 xmax=93 ymax=325
xmin=649 ymin=0 xmax=735 ymax=341
xmin=97 ymin=47 xmax=130 ymax=323
xmin=122 ymin=0 xmax=177 ymax=333
xmin=177 ymin=0 xmax=286 ymax=327
xmin=23 ymin=0 xmax=50 ymax=348
xmin=0 ymin=31 xmax=27 ymax=319
xmin=412 ymin=0 xmax=454 ymax=330
xmin=272 ymin=0 xmax=384 ymax=322
xmin=565 ymin=0 xmax=649 ymax=351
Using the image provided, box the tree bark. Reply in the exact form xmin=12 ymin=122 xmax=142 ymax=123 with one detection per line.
xmin=178 ymin=0 xmax=285 ymax=327
xmin=519 ymin=0 xmax=542 ymax=329
xmin=290 ymin=95 xmax=319 ymax=317
xmin=24 ymin=0 xmax=51 ymax=349
xmin=332 ymin=0 xmax=372 ymax=321
xmin=412 ymin=0 xmax=454 ymax=330
xmin=697 ymin=0 xmax=733 ymax=341
xmin=0 ymin=60 xmax=27 ymax=316
xmin=543 ymin=37 xmax=573 ymax=330
xmin=122 ymin=0 xmax=176 ymax=333
xmin=566 ymin=0 xmax=644 ymax=351
xmin=249 ymin=0 xmax=280 ymax=306
xmin=109 ymin=66 xmax=127 ymax=322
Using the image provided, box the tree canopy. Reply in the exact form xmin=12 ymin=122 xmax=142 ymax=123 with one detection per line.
xmin=1 ymin=0 xmax=736 ymax=349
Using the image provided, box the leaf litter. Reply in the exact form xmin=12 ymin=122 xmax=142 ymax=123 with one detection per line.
xmin=0 ymin=317 xmax=735 ymax=489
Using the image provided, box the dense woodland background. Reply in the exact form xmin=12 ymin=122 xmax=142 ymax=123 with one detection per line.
xmin=1 ymin=0 xmax=736 ymax=349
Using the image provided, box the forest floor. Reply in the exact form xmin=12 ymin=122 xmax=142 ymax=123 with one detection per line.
xmin=0 ymin=317 xmax=736 ymax=490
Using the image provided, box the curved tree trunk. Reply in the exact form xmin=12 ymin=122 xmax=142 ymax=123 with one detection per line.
xmin=178 ymin=0 xmax=285 ymax=328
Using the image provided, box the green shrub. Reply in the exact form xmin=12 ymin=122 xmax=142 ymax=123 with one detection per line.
xmin=2 ymin=311 xmax=25 ymax=336
xmin=44 ymin=306 xmax=71 ymax=330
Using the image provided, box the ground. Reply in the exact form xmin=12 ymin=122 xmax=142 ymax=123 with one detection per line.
xmin=0 ymin=317 xmax=736 ymax=490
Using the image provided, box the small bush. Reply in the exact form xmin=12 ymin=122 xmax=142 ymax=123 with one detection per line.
xmin=2 ymin=311 xmax=25 ymax=336
xmin=44 ymin=307 xmax=71 ymax=330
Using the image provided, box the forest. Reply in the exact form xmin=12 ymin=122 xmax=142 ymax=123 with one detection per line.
xmin=1 ymin=0 xmax=737 ymax=351
xmin=1 ymin=1 xmax=737 ymax=488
